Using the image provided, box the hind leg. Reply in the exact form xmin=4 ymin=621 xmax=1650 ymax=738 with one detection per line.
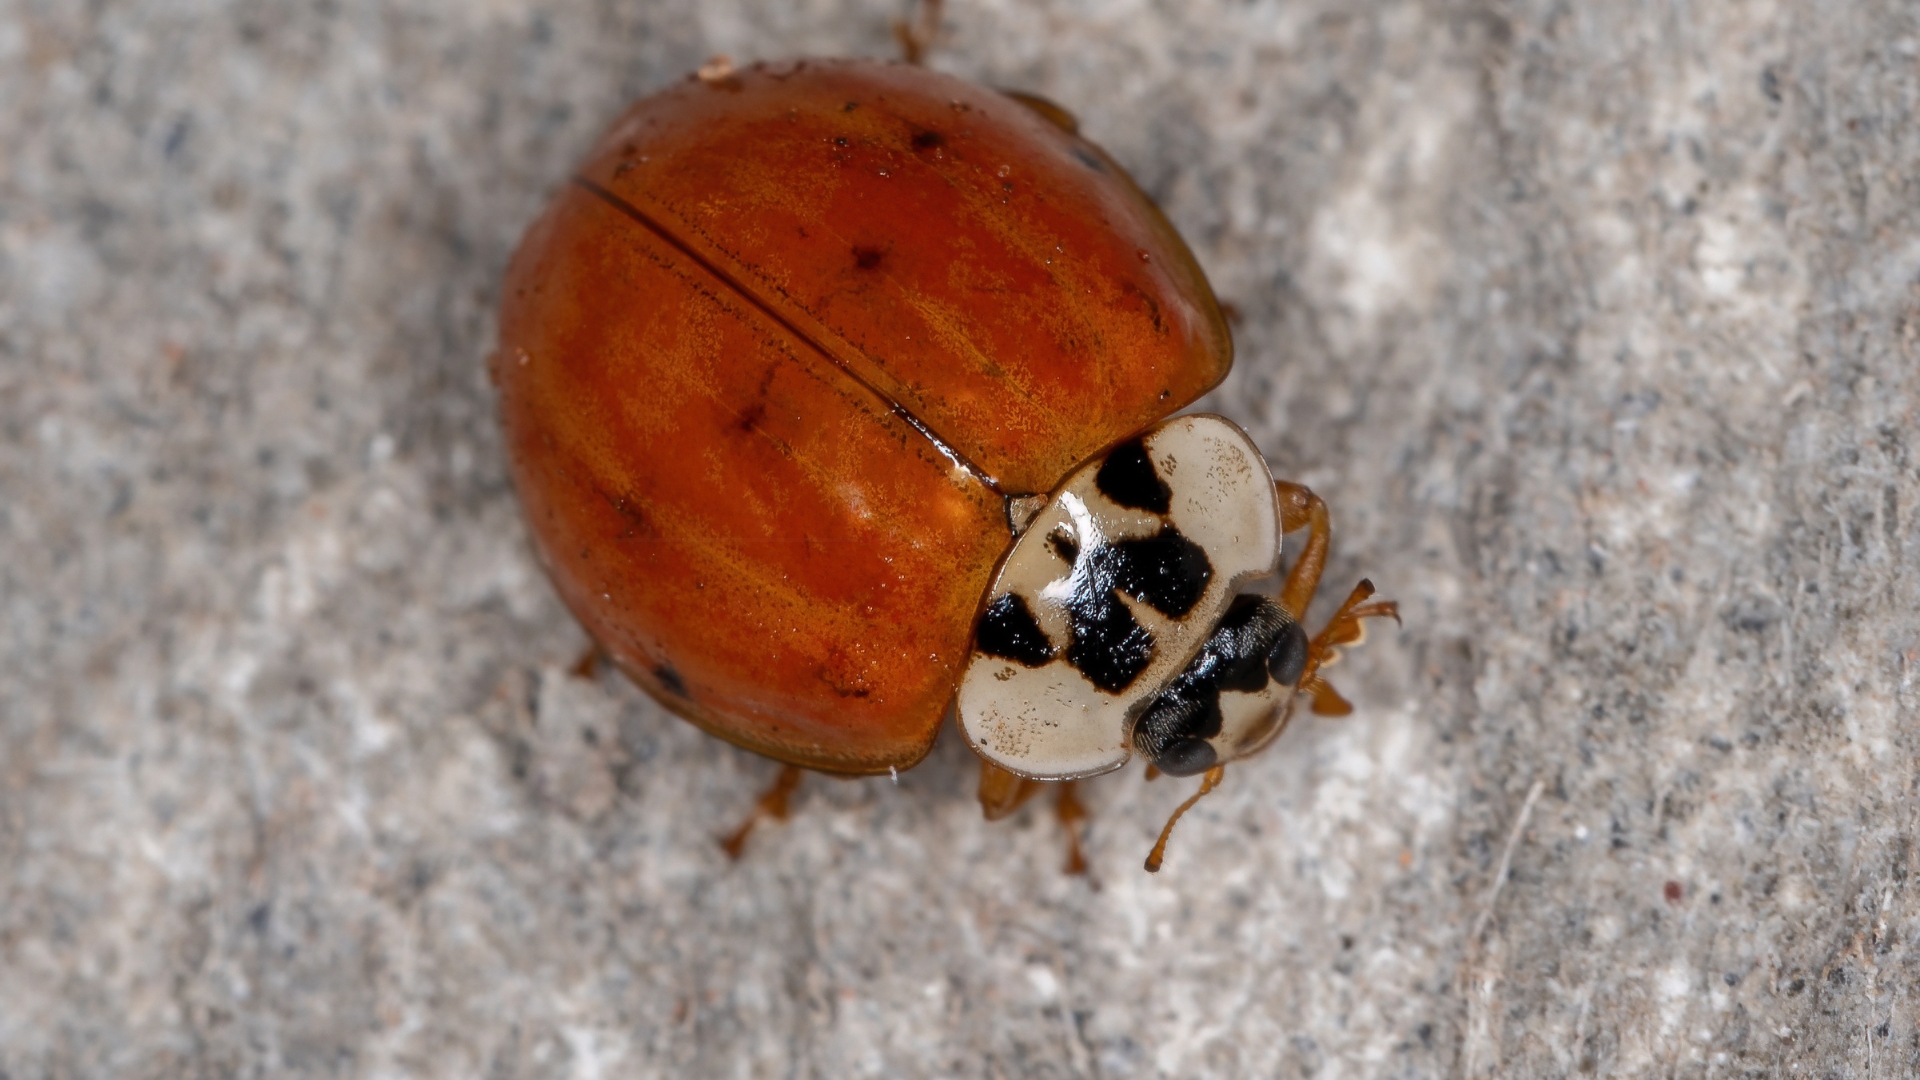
xmin=719 ymin=764 xmax=804 ymax=859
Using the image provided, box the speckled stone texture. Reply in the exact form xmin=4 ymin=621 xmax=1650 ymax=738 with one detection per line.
xmin=4 ymin=0 xmax=1917 ymax=1076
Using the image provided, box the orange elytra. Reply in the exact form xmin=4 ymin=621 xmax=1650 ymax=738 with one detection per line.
xmin=494 ymin=58 xmax=1396 ymax=871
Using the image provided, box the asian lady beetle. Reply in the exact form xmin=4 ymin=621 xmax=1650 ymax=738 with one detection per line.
xmin=494 ymin=58 xmax=1395 ymax=872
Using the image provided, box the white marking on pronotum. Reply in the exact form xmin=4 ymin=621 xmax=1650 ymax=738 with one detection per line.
xmin=956 ymin=415 xmax=1283 ymax=780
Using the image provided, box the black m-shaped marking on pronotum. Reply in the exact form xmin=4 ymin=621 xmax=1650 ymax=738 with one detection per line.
xmin=1061 ymin=527 xmax=1213 ymax=693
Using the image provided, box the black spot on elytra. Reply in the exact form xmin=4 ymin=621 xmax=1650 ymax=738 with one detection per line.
xmin=1121 ymin=280 xmax=1166 ymax=333
xmin=911 ymin=129 xmax=944 ymax=151
xmin=596 ymin=484 xmax=657 ymax=539
xmin=978 ymin=593 xmax=1054 ymax=667
xmin=1058 ymin=526 xmax=1213 ymax=693
xmin=1095 ymin=439 xmax=1172 ymax=514
xmin=1143 ymin=294 xmax=1163 ymax=333
xmin=654 ymin=662 xmax=688 ymax=697
xmin=1132 ymin=595 xmax=1297 ymax=775
xmin=735 ymin=366 xmax=776 ymax=434
xmin=852 ymin=246 xmax=884 ymax=270
xmin=1070 ymin=146 xmax=1108 ymax=173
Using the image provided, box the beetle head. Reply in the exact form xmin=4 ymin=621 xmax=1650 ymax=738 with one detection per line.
xmin=1130 ymin=594 xmax=1311 ymax=776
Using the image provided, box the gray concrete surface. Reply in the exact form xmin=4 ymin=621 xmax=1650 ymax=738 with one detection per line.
xmin=4 ymin=0 xmax=1918 ymax=1076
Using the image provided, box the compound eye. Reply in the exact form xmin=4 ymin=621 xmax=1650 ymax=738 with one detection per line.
xmin=1267 ymin=619 xmax=1309 ymax=687
xmin=1154 ymin=736 xmax=1219 ymax=777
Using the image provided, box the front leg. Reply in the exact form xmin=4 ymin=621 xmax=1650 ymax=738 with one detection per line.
xmin=977 ymin=761 xmax=1091 ymax=875
xmin=1272 ymin=480 xmax=1399 ymax=715
xmin=719 ymin=764 xmax=804 ymax=859
xmin=1273 ymin=480 xmax=1331 ymax=622
xmin=1139 ymin=482 xmax=1398 ymax=874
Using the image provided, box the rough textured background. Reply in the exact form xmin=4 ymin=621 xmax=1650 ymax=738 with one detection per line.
xmin=4 ymin=0 xmax=1917 ymax=1076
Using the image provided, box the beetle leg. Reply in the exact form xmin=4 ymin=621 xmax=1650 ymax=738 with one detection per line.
xmin=1055 ymin=782 xmax=1090 ymax=876
xmin=1144 ymin=765 xmax=1226 ymax=873
xmin=977 ymin=759 xmax=1045 ymax=821
xmin=568 ymin=643 xmax=605 ymax=680
xmin=1272 ymin=482 xmax=1400 ymax=717
xmin=892 ymin=0 xmax=944 ymax=65
xmin=1299 ymin=580 xmax=1402 ymax=717
xmin=718 ymin=764 xmax=804 ymax=860
xmin=1272 ymin=480 xmax=1331 ymax=622
xmin=980 ymin=764 xmax=1090 ymax=875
